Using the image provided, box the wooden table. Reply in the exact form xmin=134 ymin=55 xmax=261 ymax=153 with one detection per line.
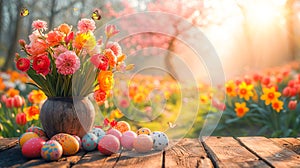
xmin=1 ymin=136 xmax=300 ymax=167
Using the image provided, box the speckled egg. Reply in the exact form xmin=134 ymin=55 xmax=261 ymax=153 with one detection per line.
xmin=19 ymin=132 xmax=39 ymax=148
xmin=41 ymin=140 xmax=63 ymax=161
xmin=106 ymin=128 xmax=122 ymax=140
xmin=136 ymin=128 xmax=151 ymax=135
xmin=120 ymin=131 xmax=137 ymax=150
xmin=98 ymin=135 xmax=120 ymax=155
xmin=90 ymin=127 xmax=105 ymax=140
xmin=133 ymin=134 xmax=153 ymax=153
xmin=22 ymin=137 xmax=45 ymax=158
xmin=114 ymin=121 xmax=130 ymax=133
xmin=150 ymin=131 xmax=169 ymax=150
xmin=26 ymin=126 xmax=47 ymax=137
xmin=51 ymin=133 xmax=79 ymax=155
xmin=82 ymin=133 xmax=98 ymax=151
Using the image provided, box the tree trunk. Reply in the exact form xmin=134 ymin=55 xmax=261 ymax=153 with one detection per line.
xmin=48 ymin=0 xmax=57 ymax=29
xmin=2 ymin=1 xmax=23 ymax=70
xmin=164 ymin=38 xmax=179 ymax=81
xmin=0 ymin=0 xmax=3 ymax=42
xmin=285 ymin=0 xmax=296 ymax=60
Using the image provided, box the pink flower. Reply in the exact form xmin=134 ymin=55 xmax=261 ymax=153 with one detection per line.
xmin=65 ymin=31 xmax=74 ymax=45
xmin=119 ymin=99 xmax=129 ymax=108
xmin=106 ymin=42 xmax=122 ymax=57
xmin=53 ymin=45 xmax=68 ymax=59
xmin=77 ymin=18 xmax=96 ymax=32
xmin=32 ymin=20 xmax=47 ymax=31
xmin=90 ymin=54 xmax=109 ymax=71
xmin=105 ymin=24 xmax=119 ymax=38
xmin=55 ymin=51 xmax=80 ymax=75
xmin=26 ymin=39 xmax=48 ymax=57
xmin=32 ymin=54 xmax=51 ymax=75
xmin=16 ymin=58 xmax=30 ymax=72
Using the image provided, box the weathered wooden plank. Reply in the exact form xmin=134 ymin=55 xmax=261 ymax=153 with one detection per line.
xmin=202 ymin=136 xmax=269 ymax=168
xmin=115 ymin=149 xmax=162 ymax=168
xmin=73 ymin=150 xmax=120 ymax=168
xmin=281 ymin=138 xmax=300 ymax=155
xmin=238 ymin=137 xmax=300 ymax=168
xmin=0 ymin=146 xmax=28 ymax=167
xmin=271 ymin=138 xmax=300 ymax=154
xmin=0 ymin=137 xmax=18 ymax=152
xmin=164 ymin=138 xmax=213 ymax=168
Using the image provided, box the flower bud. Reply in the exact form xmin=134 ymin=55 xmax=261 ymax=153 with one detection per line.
xmin=288 ymin=100 xmax=297 ymax=110
xmin=16 ymin=113 xmax=27 ymax=126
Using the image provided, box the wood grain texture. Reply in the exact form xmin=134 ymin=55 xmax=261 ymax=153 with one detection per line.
xmin=0 ymin=137 xmax=18 ymax=152
xmin=115 ymin=149 xmax=162 ymax=168
xmin=73 ymin=150 xmax=120 ymax=168
xmin=202 ymin=136 xmax=269 ymax=168
xmin=165 ymin=138 xmax=213 ymax=168
xmin=271 ymin=138 xmax=300 ymax=154
xmin=238 ymin=137 xmax=300 ymax=168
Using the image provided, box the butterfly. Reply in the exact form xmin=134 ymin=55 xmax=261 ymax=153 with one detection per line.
xmin=167 ymin=122 xmax=177 ymax=128
xmin=20 ymin=7 xmax=29 ymax=17
xmin=91 ymin=8 xmax=101 ymax=20
xmin=73 ymin=8 xmax=78 ymax=12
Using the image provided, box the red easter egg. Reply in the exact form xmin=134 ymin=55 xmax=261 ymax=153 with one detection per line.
xmin=98 ymin=135 xmax=120 ymax=155
xmin=106 ymin=128 xmax=122 ymax=140
xmin=121 ymin=131 xmax=137 ymax=150
xmin=22 ymin=137 xmax=45 ymax=158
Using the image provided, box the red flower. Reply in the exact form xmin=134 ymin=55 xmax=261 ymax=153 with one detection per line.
xmin=16 ymin=113 xmax=27 ymax=126
xmin=94 ymin=89 xmax=107 ymax=105
xmin=16 ymin=58 xmax=30 ymax=72
xmin=5 ymin=95 xmax=24 ymax=108
xmin=90 ymin=54 xmax=109 ymax=71
xmin=64 ymin=31 xmax=74 ymax=45
xmin=262 ymin=76 xmax=270 ymax=86
xmin=32 ymin=54 xmax=50 ymax=75
xmin=288 ymin=100 xmax=297 ymax=110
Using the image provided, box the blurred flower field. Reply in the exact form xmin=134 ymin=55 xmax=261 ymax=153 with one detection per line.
xmin=1 ymin=61 xmax=300 ymax=138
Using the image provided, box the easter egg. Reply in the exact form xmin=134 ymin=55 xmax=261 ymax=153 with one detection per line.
xmin=150 ymin=131 xmax=169 ymax=150
xmin=26 ymin=126 xmax=47 ymax=137
xmin=133 ymin=134 xmax=153 ymax=153
xmin=19 ymin=132 xmax=39 ymax=148
xmin=114 ymin=121 xmax=130 ymax=133
xmin=51 ymin=133 xmax=79 ymax=155
xmin=136 ymin=128 xmax=151 ymax=135
xmin=98 ymin=135 xmax=120 ymax=155
xmin=120 ymin=131 xmax=137 ymax=150
xmin=72 ymin=135 xmax=82 ymax=148
xmin=41 ymin=140 xmax=63 ymax=161
xmin=82 ymin=133 xmax=98 ymax=151
xmin=90 ymin=127 xmax=105 ymax=140
xmin=106 ymin=128 xmax=122 ymax=140
xmin=22 ymin=137 xmax=45 ymax=158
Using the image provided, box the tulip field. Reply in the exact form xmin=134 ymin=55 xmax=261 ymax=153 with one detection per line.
xmin=1 ymin=60 xmax=300 ymax=138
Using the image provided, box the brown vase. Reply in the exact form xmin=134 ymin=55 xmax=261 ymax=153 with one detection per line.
xmin=40 ymin=97 xmax=95 ymax=138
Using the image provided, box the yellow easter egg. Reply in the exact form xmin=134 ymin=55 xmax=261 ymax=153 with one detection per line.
xmin=136 ymin=128 xmax=151 ymax=135
xmin=51 ymin=133 xmax=79 ymax=155
xmin=19 ymin=132 xmax=39 ymax=148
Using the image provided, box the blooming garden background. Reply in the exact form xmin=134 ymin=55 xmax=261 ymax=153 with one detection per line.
xmin=1 ymin=0 xmax=300 ymax=138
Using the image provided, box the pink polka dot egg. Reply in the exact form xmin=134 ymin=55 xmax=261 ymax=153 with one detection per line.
xmin=82 ymin=133 xmax=98 ymax=151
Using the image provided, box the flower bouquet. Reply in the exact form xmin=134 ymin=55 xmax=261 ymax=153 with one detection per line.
xmin=15 ymin=18 xmax=133 ymax=138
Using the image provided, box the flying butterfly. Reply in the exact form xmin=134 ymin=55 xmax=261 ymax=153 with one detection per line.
xmin=167 ymin=122 xmax=177 ymax=129
xmin=73 ymin=8 xmax=79 ymax=12
xmin=20 ymin=7 xmax=29 ymax=17
xmin=91 ymin=8 xmax=101 ymax=20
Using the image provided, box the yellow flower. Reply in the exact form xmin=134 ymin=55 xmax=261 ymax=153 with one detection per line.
xmin=98 ymin=71 xmax=114 ymax=91
xmin=238 ymin=82 xmax=254 ymax=100
xmin=200 ymin=94 xmax=209 ymax=104
xmin=234 ymin=102 xmax=249 ymax=118
xmin=24 ymin=106 xmax=40 ymax=121
xmin=260 ymin=87 xmax=281 ymax=105
xmin=225 ymin=80 xmax=236 ymax=97
xmin=272 ymin=100 xmax=283 ymax=112
xmin=133 ymin=93 xmax=146 ymax=103
xmin=109 ymin=108 xmax=124 ymax=120
xmin=28 ymin=90 xmax=46 ymax=104
xmin=73 ymin=31 xmax=96 ymax=51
